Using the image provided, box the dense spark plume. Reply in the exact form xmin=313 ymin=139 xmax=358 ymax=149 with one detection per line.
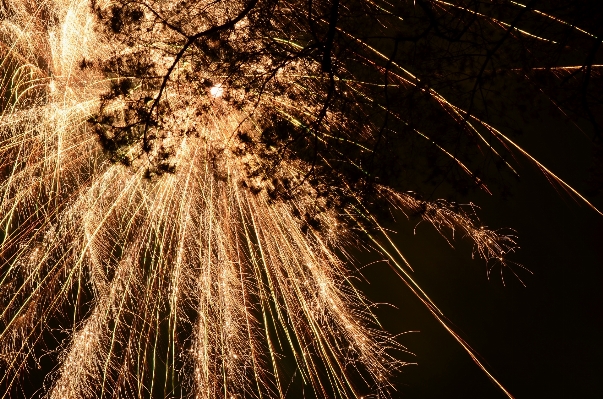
xmin=1 ymin=0 xmax=601 ymax=398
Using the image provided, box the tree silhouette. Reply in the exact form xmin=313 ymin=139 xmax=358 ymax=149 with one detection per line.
xmin=89 ymin=0 xmax=602 ymax=203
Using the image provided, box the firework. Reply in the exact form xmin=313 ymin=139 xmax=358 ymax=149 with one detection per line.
xmin=1 ymin=0 xmax=600 ymax=398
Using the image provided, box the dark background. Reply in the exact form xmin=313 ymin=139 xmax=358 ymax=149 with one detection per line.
xmin=5 ymin=2 xmax=602 ymax=397
xmin=357 ymin=99 xmax=603 ymax=398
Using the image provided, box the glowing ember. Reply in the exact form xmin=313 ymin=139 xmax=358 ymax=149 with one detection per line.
xmin=210 ymin=84 xmax=224 ymax=98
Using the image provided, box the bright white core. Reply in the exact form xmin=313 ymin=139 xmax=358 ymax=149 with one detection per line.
xmin=210 ymin=84 xmax=224 ymax=98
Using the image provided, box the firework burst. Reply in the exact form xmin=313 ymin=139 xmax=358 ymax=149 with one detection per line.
xmin=1 ymin=0 xmax=601 ymax=398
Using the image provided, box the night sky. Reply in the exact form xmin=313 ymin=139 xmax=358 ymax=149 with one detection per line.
xmin=4 ymin=2 xmax=602 ymax=398
xmin=15 ymin=43 xmax=603 ymax=399
xmin=356 ymin=97 xmax=603 ymax=398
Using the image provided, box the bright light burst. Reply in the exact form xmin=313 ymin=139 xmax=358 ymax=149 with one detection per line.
xmin=0 ymin=0 xmax=600 ymax=398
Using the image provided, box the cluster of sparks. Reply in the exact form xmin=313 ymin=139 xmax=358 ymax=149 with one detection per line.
xmin=0 ymin=0 xmax=600 ymax=398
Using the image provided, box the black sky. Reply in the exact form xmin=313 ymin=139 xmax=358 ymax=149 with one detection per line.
xmin=358 ymin=98 xmax=603 ymax=398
